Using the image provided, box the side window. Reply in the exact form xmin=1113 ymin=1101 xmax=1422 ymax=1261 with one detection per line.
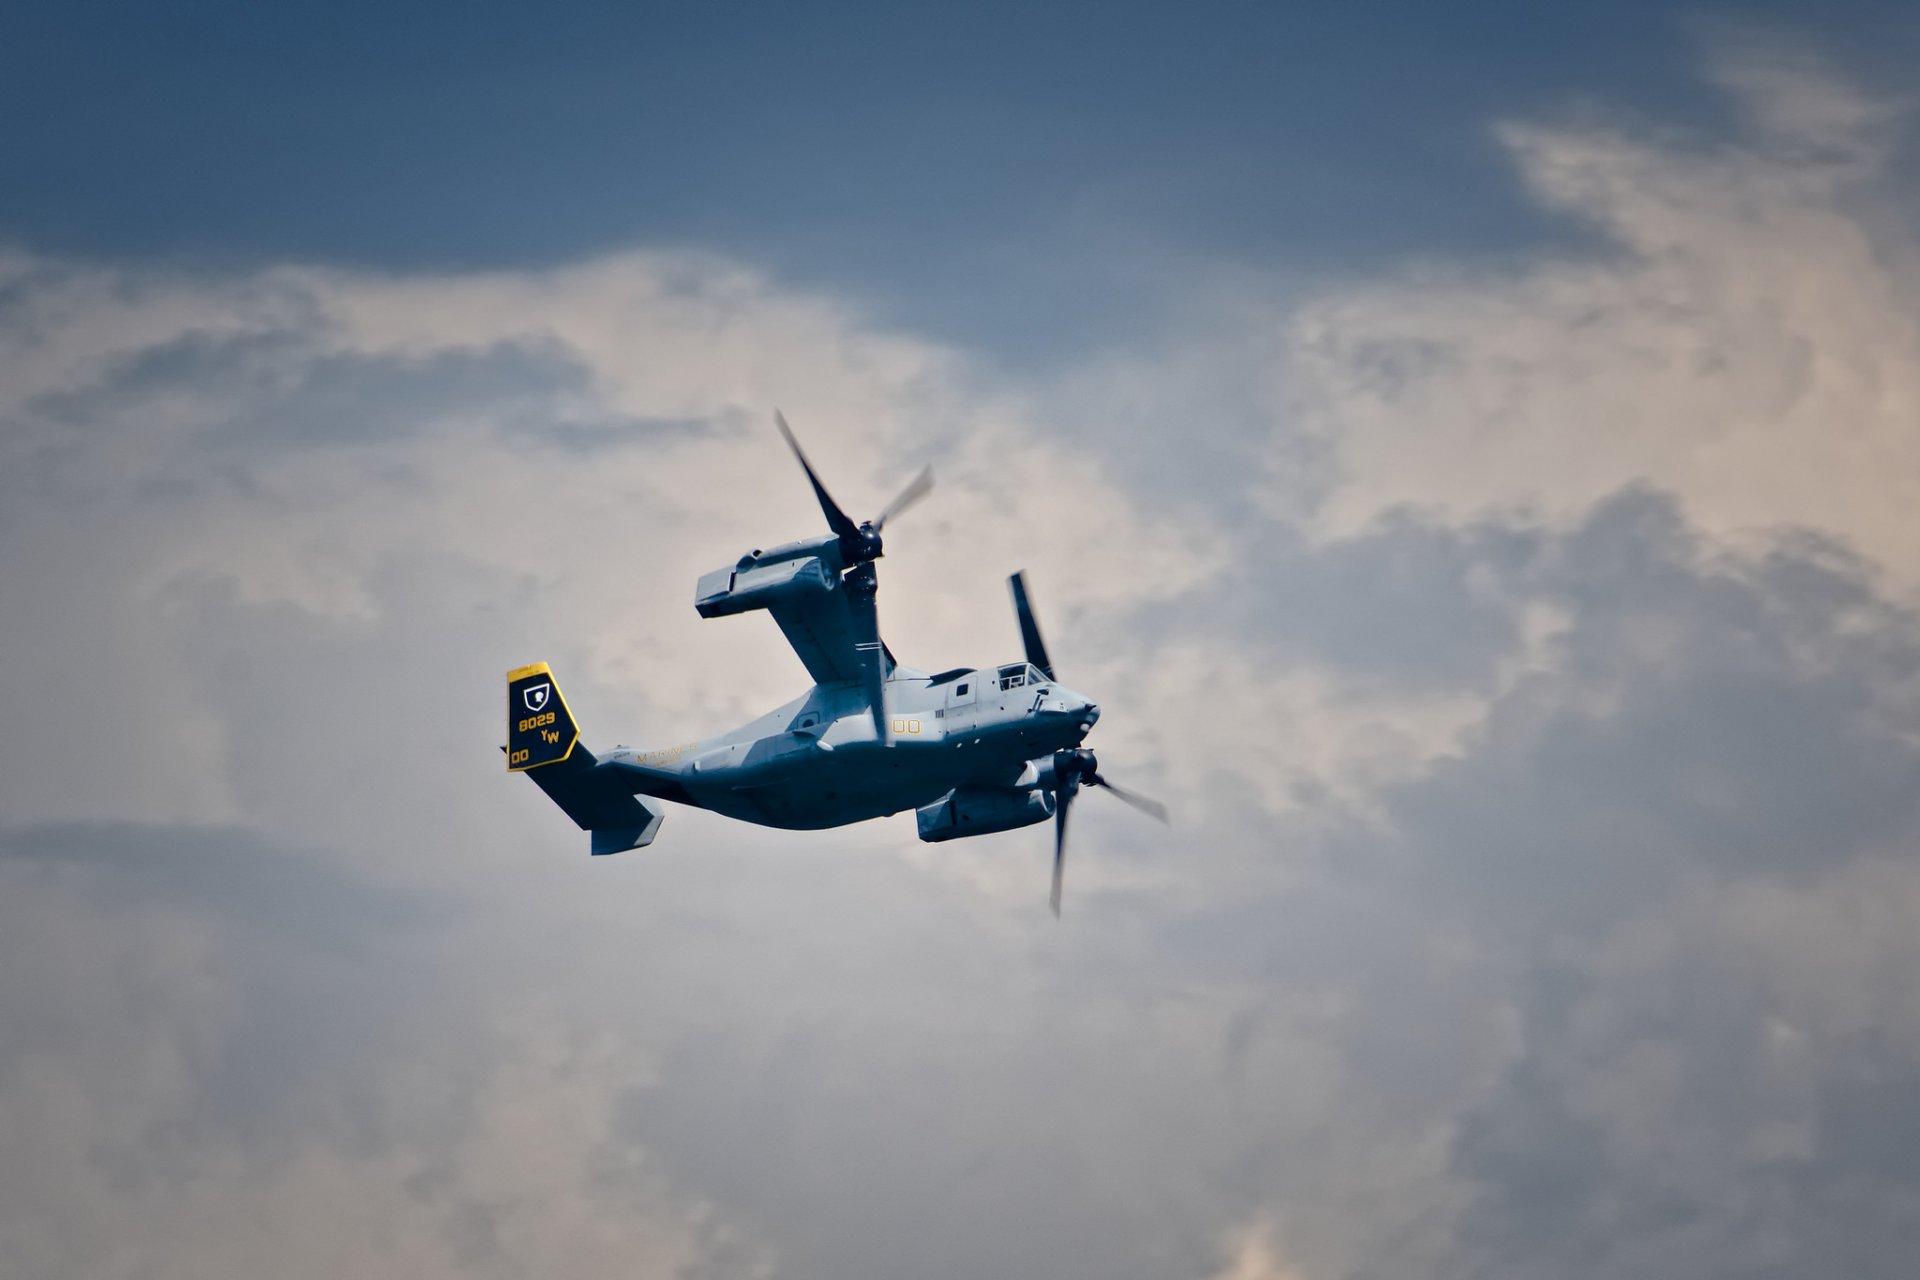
xmin=946 ymin=679 xmax=976 ymax=714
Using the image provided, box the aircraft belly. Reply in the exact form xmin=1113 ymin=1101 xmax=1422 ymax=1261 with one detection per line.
xmin=692 ymin=740 xmax=1013 ymax=831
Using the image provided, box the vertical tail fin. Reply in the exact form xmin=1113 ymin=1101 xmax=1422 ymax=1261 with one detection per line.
xmin=507 ymin=662 xmax=579 ymax=771
xmin=505 ymin=663 xmax=665 ymax=855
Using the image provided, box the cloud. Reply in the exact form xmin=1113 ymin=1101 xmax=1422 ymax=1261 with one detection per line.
xmin=0 ymin=246 xmax=1216 ymax=851
xmin=0 ymin=823 xmax=763 ymax=1280
xmin=1208 ymin=1219 xmax=1311 ymax=1280
xmin=1275 ymin=31 xmax=1920 ymax=584
xmin=1391 ymin=496 xmax=1920 ymax=1277
xmin=1437 ymin=856 xmax=1920 ymax=1280
xmin=6 ymin=26 xmax=1920 ymax=1280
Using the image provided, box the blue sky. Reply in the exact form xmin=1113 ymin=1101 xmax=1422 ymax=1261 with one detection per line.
xmin=8 ymin=7 xmax=1920 ymax=1279
xmin=10 ymin=1 xmax=1912 ymax=354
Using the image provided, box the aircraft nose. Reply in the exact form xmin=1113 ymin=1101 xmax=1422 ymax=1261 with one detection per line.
xmin=1083 ymin=702 xmax=1101 ymax=725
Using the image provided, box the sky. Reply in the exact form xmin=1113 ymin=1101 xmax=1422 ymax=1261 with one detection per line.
xmin=5 ymin=4 xmax=1920 ymax=1278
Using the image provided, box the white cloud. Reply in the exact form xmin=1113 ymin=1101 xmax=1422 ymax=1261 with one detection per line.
xmin=9 ymin=27 xmax=1920 ymax=1280
xmin=1208 ymin=1218 xmax=1311 ymax=1280
xmin=0 ymin=891 xmax=760 ymax=1279
xmin=0 ymin=247 xmax=1208 ymax=840
xmin=1279 ymin=35 xmax=1920 ymax=583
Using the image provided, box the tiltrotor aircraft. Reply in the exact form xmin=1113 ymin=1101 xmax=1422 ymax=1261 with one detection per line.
xmin=506 ymin=413 xmax=1166 ymax=913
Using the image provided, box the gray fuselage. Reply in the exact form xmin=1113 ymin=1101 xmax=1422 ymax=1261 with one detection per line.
xmin=602 ymin=663 xmax=1099 ymax=830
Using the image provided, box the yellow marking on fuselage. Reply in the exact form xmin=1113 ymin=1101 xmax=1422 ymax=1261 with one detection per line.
xmin=634 ymin=743 xmax=695 ymax=766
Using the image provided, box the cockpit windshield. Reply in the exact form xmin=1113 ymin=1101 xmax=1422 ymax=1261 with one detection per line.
xmin=997 ymin=663 xmax=1044 ymax=691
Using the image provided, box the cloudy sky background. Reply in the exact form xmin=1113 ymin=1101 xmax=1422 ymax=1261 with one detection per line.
xmin=6 ymin=6 xmax=1920 ymax=1277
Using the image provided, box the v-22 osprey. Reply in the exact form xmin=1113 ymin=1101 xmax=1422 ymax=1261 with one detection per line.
xmin=506 ymin=413 xmax=1166 ymax=914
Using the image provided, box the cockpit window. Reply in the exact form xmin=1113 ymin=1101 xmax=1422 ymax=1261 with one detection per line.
xmin=996 ymin=665 xmax=1021 ymax=690
xmin=998 ymin=662 xmax=1044 ymax=691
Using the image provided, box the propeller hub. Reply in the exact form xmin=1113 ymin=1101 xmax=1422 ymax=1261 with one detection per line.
xmin=1054 ymin=747 xmax=1098 ymax=784
xmin=847 ymin=523 xmax=884 ymax=564
xmin=774 ymin=410 xmax=926 ymax=571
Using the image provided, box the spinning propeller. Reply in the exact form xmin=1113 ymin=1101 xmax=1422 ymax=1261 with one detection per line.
xmin=776 ymin=411 xmax=933 ymax=746
xmin=1010 ymin=571 xmax=1171 ymax=916
xmin=776 ymin=411 xmax=931 ymax=569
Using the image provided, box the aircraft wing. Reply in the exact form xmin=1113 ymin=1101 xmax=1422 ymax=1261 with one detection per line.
xmin=767 ymin=589 xmax=866 ymax=686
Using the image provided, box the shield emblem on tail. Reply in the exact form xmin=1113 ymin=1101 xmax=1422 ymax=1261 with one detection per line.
xmin=523 ymin=683 xmax=551 ymax=713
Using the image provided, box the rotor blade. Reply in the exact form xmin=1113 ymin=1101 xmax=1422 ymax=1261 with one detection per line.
xmin=775 ymin=410 xmax=861 ymax=542
xmin=873 ymin=464 xmax=933 ymax=532
xmin=1009 ymin=571 xmax=1056 ymax=681
xmin=845 ymin=564 xmax=891 ymax=747
xmin=1088 ymin=774 xmax=1170 ymax=825
xmin=1050 ymin=775 xmax=1078 ymax=917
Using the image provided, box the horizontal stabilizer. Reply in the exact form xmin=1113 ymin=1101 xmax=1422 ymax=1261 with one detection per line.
xmin=523 ymin=746 xmax=666 ymax=855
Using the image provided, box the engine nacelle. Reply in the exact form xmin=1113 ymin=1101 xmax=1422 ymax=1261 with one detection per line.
xmin=917 ymin=786 xmax=1054 ymax=843
xmin=694 ymin=553 xmax=837 ymax=618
